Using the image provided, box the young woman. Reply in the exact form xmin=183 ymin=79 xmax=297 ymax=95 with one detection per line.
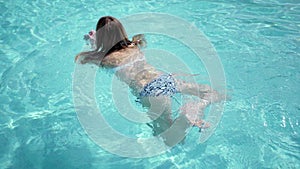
xmin=75 ymin=16 xmax=222 ymax=146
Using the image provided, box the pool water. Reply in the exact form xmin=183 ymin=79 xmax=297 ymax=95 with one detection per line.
xmin=1 ymin=0 xmax=299 ymax=168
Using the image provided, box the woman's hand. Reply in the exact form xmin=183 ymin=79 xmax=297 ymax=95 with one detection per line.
xmin=75 ymin=54 xmax=101 ymax=65
xmin=74 ymin=54 xmax=85 ymax=64
xmin=74 ymin=54 xmax=81 ymax=63
xmin=74 ymin=55 xmax=89 ymax=64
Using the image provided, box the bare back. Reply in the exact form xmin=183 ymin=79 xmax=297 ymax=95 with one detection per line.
xmin=101 ymin=47 xmax=162 ymax=93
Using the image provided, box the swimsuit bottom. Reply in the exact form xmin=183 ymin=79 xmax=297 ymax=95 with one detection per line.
xmin=139 ymin=74 xmax=177 ymax=97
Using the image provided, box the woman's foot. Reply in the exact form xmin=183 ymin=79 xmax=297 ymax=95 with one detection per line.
xmin=190 ymin=119 xmax=210 ymax=129
xmin=180 ymin=101 xmax=210 ymax=129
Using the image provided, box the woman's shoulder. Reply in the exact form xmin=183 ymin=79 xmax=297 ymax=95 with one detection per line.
xmin=102 ymin=46 xmax=144 ymax=67
xmin=111 ymin=46 xmax=142 ymax=58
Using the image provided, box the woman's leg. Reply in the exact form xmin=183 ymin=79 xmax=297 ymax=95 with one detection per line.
xmin=156 ymin=99 xmax=210 ymax=147
xmin=141 ymin=95 xmax=209 ymax=147
xmin=141 ymin=96 xmax=188 ymax=146
xmin=141 ymin=96 xmax=173 ymax=136
xmin=175 ymin=79 xmax=225 ymax=104
xmin=180 ymin=100 xmax=210 ymax=128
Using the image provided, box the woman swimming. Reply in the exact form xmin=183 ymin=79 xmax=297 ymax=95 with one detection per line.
xmin=75 ymin=16 xmax=223 ymax=146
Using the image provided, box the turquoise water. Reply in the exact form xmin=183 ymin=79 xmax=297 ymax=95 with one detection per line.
xmin=1 ymin=0 xmax=299 ymax=168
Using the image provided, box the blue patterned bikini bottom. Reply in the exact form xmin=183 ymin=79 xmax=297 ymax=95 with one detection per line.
xmin=139 ymin=74 xmax=178 ymax=97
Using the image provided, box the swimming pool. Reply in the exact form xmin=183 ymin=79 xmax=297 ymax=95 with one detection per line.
xmin=1 ymin=0 xmax=299 ymax=168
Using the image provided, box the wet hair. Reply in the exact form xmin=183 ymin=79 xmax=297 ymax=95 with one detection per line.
xmin=75 ymin=16 xmax=132 ymax=64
